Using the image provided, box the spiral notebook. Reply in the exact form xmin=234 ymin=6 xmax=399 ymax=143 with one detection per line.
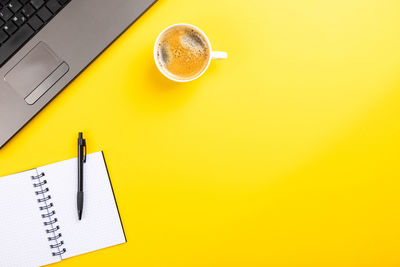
xmin=0 ymin=151 xmax=126 ymax=267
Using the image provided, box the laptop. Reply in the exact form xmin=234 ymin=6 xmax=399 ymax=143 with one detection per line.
xmin=0 ymin=0 xmax=157 ymax=148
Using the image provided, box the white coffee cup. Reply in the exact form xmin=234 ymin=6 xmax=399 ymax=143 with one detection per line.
xmin=154 ymin=23 xmax=228 ymax=82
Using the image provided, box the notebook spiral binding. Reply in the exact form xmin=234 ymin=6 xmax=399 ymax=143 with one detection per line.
xmin=32 ymin=172 xmax=66 ymax=257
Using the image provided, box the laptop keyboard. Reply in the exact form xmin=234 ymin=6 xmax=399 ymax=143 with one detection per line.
xmin=0 ymin=0 xmax=70 ymax=68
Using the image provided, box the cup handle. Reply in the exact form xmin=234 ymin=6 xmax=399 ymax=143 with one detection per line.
xmin=211 ymin=51 xmax=228 ymax=60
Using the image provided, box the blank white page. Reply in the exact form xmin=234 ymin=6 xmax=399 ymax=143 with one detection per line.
xmin=37 ymin=151 xmax=126 ymax=260
xmin=0 ymin=170 xmax=59 ymax=267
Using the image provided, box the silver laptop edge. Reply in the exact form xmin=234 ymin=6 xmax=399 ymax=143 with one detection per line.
xmin=0 ymin=0 xmax=157 ymax=148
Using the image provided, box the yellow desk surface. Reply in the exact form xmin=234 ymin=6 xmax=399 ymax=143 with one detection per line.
xmin=1 ymin=0 xmax=400 ymax=266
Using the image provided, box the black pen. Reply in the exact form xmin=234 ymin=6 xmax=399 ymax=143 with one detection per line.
xmin=77 ymin=132 xmax=86 ymax=220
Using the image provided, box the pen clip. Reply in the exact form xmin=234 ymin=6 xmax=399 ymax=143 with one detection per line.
xmin=83 ymin=139 xmax=87 ymax=163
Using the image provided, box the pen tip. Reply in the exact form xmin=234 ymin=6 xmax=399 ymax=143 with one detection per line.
xmin=78 ymin=210 xmax=82 ymax=220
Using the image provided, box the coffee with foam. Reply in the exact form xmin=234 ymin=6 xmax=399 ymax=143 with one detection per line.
xmin=156 ymin=25 xmax=210 ymax=81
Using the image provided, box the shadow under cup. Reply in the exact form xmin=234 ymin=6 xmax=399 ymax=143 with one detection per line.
xmin=154 ymin=24 xmax=212 ymax=82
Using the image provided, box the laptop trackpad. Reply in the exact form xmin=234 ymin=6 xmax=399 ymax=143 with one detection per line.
xmin=4 ymin=42 xmax=69 ymax=105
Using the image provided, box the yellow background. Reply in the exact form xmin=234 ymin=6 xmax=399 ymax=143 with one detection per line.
xmin=1 ymin=0 xmax=400 ymax=266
